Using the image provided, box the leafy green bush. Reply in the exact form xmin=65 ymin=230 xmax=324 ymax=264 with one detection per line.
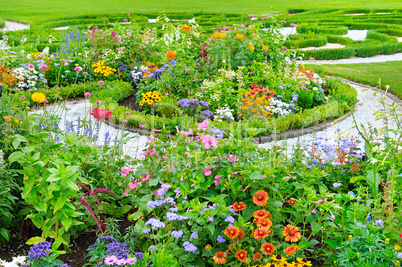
xmin=301 ymin=47 xmax=356 ymax=60
xmin=0 ymin=18 xmax=5 ymax=29
xmin=298 ymin=25 xmax=349 ymax=35
xmin=286 ymin=35 xmax=327 ymax=49
xmin=366 ymin=30 xmax=398 ymax=42
xmin=354 ymin=42 xmax=384 ymax=57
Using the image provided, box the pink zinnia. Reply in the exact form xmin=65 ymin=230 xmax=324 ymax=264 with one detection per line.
xmin=90 ymin=107 xmax=113 ymax=121
xmin=74 ymin=66 xmax=82 ymax=72
xmin=199 ymin=134 xmax=218 ymax=149
xmin=28 ymin=64 xmax=34 ymax=69
xmin=121 ymin=166 xmax=132 ymax=176
xmin=248 ymin=14 xmax=255 ymax=18
xmin=98 ymin=81 xmax=104 ymax=85
xmin=280 ymin=20 xmax=286 ymax=23
xmin=197 ymin=120 xmax=208 ymax=131
xmin=124 ymin=19 xmax=128 ymax=22
xmin=290 ymin=23 xmax=298 ymax=27
xmin=84 ymin=92 xmax=91 ymax=98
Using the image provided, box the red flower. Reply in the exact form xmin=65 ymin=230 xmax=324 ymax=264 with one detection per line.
xmin=90 ymin=108 xmax=113 ymax=121
xmin=261 ymin=243 xmax=275 ymax=255
xmin=233 ymin=202 xmax=246 ymax=211
xmin=288 ymin=198 xmax=296 ymax=205
xmin=236 ymin=250 xmax=247 ymax=261
xmin=253 ymin=190 xmax=269 ymax=206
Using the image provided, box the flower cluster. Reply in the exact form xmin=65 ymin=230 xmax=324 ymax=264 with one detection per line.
xmin=31 ymin=92 xmax=46 ymax=103
xmin=91 ymin=60 xmax=116 ymax=77
xmin=139 ymin=91 xmax=162 ymax=106
xmin=237 ymin=84 xmax=275 ymax=119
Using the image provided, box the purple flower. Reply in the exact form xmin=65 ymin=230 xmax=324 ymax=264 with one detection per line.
xmin=225 ymin=216 xmax=235 ymax=224
xmin=374 ymin=219 xmax=384 ymax=227
xmin=84 ymin=92 xmax=91 ymax=98
xmin=99 ymin=81 xmax=104 ymax=85
xmin=28 ymin=241 xmax=51 ymax=261
xmin=126 ymin=257 xmax=137 ymax=265
xmin=217 ymin=235 xmax=226 ymax=243
xmin=183 ymin=241 xmax=197 ymax=253
xmin=171 ymin=230 xmax=184 ymax=238
xmin=143 ymin=228 xmax=151 ymax=234
xmin=190 ymin=232 xmax=198 ymax=239
xmin=301 ymin=86 xmax=308 ymax=90
xmin=145 ymin=218 xmax=165 ymax=229
xmin=333 ymin=182 xmax=342 ymax=188
xmin=290 ymin=23 xmax=298 ymax=27
xmin=104 ymin=255 xmax=118 ymax=265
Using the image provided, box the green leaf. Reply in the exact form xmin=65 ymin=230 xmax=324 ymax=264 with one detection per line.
xmin=26 ymin=236 xmax=46 ymax=245
xmin=114 ymin=205 xmax=132 ymax=217
xmin=8 ymin=151 xmax=24 ymax=164
xmin=207 ymin=224 xmax=215 ymax=237
xmin=324 ymin=239 xmax=340 ymax=249
xmin=53 ymin=196 xmax=66 ymax=214
xmin=0 ymin=228 xmax=10 ymax=242
xmin=298 ymin=240 xmax=310 ymax=249
xmin=61 ymin=216 xmax=73 ymax=232
xmin=249 ymin=170 xmax=265 ymax=180
xmin=311 ymin=221 xmax=322 ymax=234
xmin=12 ymin=134 xmax=28 ymax=149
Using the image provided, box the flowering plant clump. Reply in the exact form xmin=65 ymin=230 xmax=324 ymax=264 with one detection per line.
xmin=92 ymin=60 xmax=117 ymax=77
xmin=237 ymin=84 xmax=275 ymax=119
xmin=31 ymin=92 xmax=46 ymax=103
xmin=139 ymin=91 xmax=162 ymax=106
xmin=22 ymin=241 xmax=71 ymax=267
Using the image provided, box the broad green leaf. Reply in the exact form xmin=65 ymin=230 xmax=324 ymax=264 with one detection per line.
xmin=26 ymin=236 xmax=46 ymax=245
xmin=8 ymin=151 xmax=24 ymax=163
xmin=54 ymin=196 xmax=66 ymax=214
xmin=249 ymin=170 xmax=265 ymax=180
xmin=311 ymin=221 xmax=322 ymax=234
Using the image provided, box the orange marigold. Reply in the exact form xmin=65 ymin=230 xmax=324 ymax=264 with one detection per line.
xmin=236 ymin=250 xmax=247 ymax=261
xmin=181 ymin=25 xmax=191 ymax=31
xmin=262 ymin=45 xmax=269 ymax=51
xmin=224 ymin=226 xmax=240 ymax=239
xmin=237 ymin=229 xmax=245 ymax=241
xmin=284 ymin=245 xmax=299 ymax=256
xmin=283 ymin=225 xmax=301 ymax=243
xmin=236 ymin=34 xmax=243 ymax=40
xmin=262 ymin=243 xmax=275 ymax=255
xmin=166 ymin=51 xmax=176 ymax=61
xmin=253 ymin=252 xmax=262 ymax=261
xmin=253 ymin=190 xmax=269 ymax=206
xmin=213 ymin=251 xmax=227 ymax=264
xmin=233 ymin=202 xmax=246 ymax=211
xmin=213 ymin=32 xmax=221 ymax=38
xmin=248 ymin=44 xmax=255 ymax=51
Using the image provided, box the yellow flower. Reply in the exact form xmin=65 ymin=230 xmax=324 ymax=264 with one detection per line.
xmin=394 ymin=244 xmax=401 ymax=251
xmin=213 ymin=32 xmax=221 ymax=38
xmin=262 ymin=45 xmax=269 ymax=51
xmin=248 ymin=44 xmax=255 ymax=51
xmin=31 ymin=92 xmax=46 ymax=103
xmin=139 ymin=101 xmax=145 ymax=106
xmin=236 ymin=34 xmax=243 ymax=40
xmin=220 ymin=33 xmax=227 ymax=38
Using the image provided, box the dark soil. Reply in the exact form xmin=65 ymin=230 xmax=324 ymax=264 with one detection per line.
xmin=119 ymin=88 xmax=140 ymax=111
xmin=0 ymin=218 xmax=136 ymax=267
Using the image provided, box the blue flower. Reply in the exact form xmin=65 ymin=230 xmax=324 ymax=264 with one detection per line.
xmin=190 ymin=232 xmax=198 ymax=239
xmin=171 ymin=230 xmax=184 ymax=239
xmin=224 ymin=216 xmax=235 ymax=224
xmin=333 ymin=182 xmax=342 ymax=188
xmin=366 ymin=214 xmax=372 ymax=221
xmin=217 ymin=235 xmax=226 ymax=243
xmin=183 ymin=241 xmax=197 ymax=253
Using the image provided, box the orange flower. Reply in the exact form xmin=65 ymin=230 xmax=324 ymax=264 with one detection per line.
xmin=283 ymin=225 xmax=301 ymax=243
xmin=257 ymin=217 xmax=273 ymax=228
xmin=288 ymin=198 xmax=296 ymax=205
xmin=236 ymin=34 xmax=243 ymax=40
xmin=181 ymin=25 xmax=191 ymax=31
xmin=233 ymin=202 xmax=246 ymax=211
xmin=262 ymin=243 xmax=275 ymax=255
xmin=253 ymin=252 xmax=262 ymax=261
xmin=284 ymin=245 xmax=299 ymax=256
xmin=213 ymin=32 xmax=221 ymax=38
xmin=253 ymin=227 xmax=269 ymax=240
xmin=248 ymin=44 xmax=255 ymax=51
xmin=220 ymin=33 xmax=227 ymax=38
xmin=262 ymin=45 xmax=269 ymax=51
xmin=166 ymin=51 xmax=176 ymax=60
xmin=253 ymin=190 xmax=269 ymax=206
xmin=237 ymin=229 xmax=245 ymax=241
xmin=253 ymin=209 xmax=270 ymax=219
xmin=225 ymin=226 xmax=240 ymax=239
xmin=213 ymin=251 xmax=227 ymax=264
xmin=236 ymin=250 xmax=247 ymax=261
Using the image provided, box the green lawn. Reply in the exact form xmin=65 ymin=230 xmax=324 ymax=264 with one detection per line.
xmin=1 ymin=0 xmax=402 ymax=23
xmin=309 ymin=61 xmax=402 ymax=98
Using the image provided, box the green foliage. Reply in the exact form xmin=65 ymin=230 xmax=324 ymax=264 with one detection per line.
xmin=0 ymin=18 xmax=5 ymax=29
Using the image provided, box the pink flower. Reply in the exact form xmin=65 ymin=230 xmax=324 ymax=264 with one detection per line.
xmin=262 ymin=17 xmax=268 ymax=20
xmin=96 ymin=100 xmax=101 ymax=105
xmin=74 ymin=66 xmax=82 ymax=72
xmin=123 ymin=119 xmax=127 ymax=123
xmin=248 ymin=25 xmax=254 ymax=28
xmin=129 ymin=181 xmax=138 ymax=189
xmin=282 ymin=46 xmax=288 ymax=51
xmin=329 ymin=210 xmax=335 ymax=220
xmin=98 ymin=81 xmax=104 ymax=85
xmin=83 ymin=72 xmax=88 ymax=75
xmin=214 ymin=175 xmax=222 ymax=186
xmin=139 ymin=148 xmax=156 ymax=157
xmin=301 ymin=86 xmax=308 ymax=90
xmin=181 ymin=129 xmax=193 ymax=136
xmin=139 ymin=125 xmax=143 ymax=128
xmin=124 ymin=19 xmax=128 ymax=22
xmin=28 ymin=64 xmax=34 ymax=69
xmin=312 ymin=207 xmax=317 ymax=214
xmin=121 ymin=166 xmax=132 ymax=176
xmin=151 ymin=129 xmax=161 ymax=133
xmin=40 ymin=64 xmax=48 ymax=70
xmin=223 ymin=26 xmax=228 ymax=30
xmin=202 ymin=165 xmax=216 ymax=176
xmin=241 ymin=24 xmax=246 ymax=28
xmin=140 ymin=171 xmax=151 ymax=182
xmin=43 ymin=99 xmax=48 ymax=103
xmin=290 ymin=23 xmax=298 ymax=27
xmin=228 ymin=154 xmax=238 ymax=163
xmin=199 ymin=134 xmax=218 ymax=149
xmin=248 ymin=14 xmax=255 ymax=18
xmin=149 ymin=135 xmax=157 ymax=142
xmin=197 ymin=120 xmax=208 ymax=131
xmin=125 ymin=111 xmax=130 ymax=115
xmin=280 ymin=20 xmax=286 ymax=23
xmin=84 ymin=92 xmax=91 ymax=98
xmin=21 ymin=95 xmax=25 ymax=99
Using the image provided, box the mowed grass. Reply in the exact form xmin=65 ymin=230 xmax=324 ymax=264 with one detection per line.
xmin=309 ymin=61 xmax=402 ymax=98
xmin=1 ymin=0 xmax=402 ymax=23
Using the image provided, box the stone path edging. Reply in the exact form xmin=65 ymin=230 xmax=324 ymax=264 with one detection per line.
xmin=101 ymin=79 xmax=402 ymax=144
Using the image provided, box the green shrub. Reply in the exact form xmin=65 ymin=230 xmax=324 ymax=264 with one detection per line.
xmin=0 ymin=18 xmax=5 ymax=29
xmin=375 ymin=27 xmax=402 ymax=37
xmin=354 ymin=42 xmax=384 ymax=57
xmin=298 ymin=25 xmax=349 ymax=35
xmin=301 ymin=47 xmax=356 ymax=60
xmin=286 ymin=35 xmax=327 ymax=49
xmin=366 ymin=30 xmax=398 ymax=42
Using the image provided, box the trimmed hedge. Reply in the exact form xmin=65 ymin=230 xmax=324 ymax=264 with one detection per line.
xmin=23 ymin=77 xmax=357 ymax=137
xmin=0 ymin=18 xmax=5 ymax=29
xmin=301 ymin=47 xmax=356 ymax=60
xmin=285 ymin=35 xmax=327 ymax=49
xmin=297 ymin=25 xmax=349 ymax=35
xmin=366 ymin=30 xmax=398 ymax=42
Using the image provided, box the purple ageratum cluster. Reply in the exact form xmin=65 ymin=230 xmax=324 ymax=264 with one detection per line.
xmin=183 ymin=241 xmax=197 ymax=253
xmin=190 ymin=232 xmax=198 ymax=239
xmin=104 ymin=255 xmax=137 ymax=266
xmin=88 ymin=236 xmax=117 ymax=249
xmin=145 ymin=218 xmax=166 ymax=229
xmin=166 ymin=212 xmax=189 ymax=221
xmin=157 ymin=183 xmax=172 ymax=197
xmin=27 ymin=241 xmax=51 ymax=261
xmin=171 ymin=230 xmax=184 ymax=239
xmin=201 ymin=110 xmax=214 ymax=120
xmin=177 ymin=99 xmax=209 ymax=109
xmin=210 ymin=125 xmax=225 ymax=139
xmin=147 ymin=199 xmax=165 ymax=209
xmin=200 ymin=203 xmax=218 ymax=215
xmin=217 ymin=235 xmax=226 ymax=243
xmin=224 ymin=216 xmax=235 ymax=224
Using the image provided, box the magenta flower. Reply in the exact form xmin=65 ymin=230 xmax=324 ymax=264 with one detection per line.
xmin=228 ymin=154 xmax=238 ymax=163
xmin=301 ymin=86 xmax=308 ymax=90
xmin=248 ymin=14 xmax=255 ymax=18
xmin=74 ymin=66 xmax=82 ymax=72
xmin=43 ymin=99 xmax=48 ymax=103
xmin=56 ymin=87 xmax=60 ymax=90
xmin=202 ymin=165 xmax=216 ymax=176
xmin=262 ymin=17 xmax=268 ymax=20
xmin=98 ymin=81 xmax=104 ymax=85
xmin=121 ymin=166 xmax=132 ymax=176
xmin=124 ymin=19 xmax=128 ymax=22
xmin=197 ymin=120 xmax=208 ymax=131
xmin=129 ymin=181 xmax=138 ymax=189
xmin=214 ymin=175 xmax=222 ymax=186
xmin=199 ymin=134 xmax=218 ymax=149
xmin=83 ymin=72 xmax=88 ymax=75
xmin=290 ymin=23 xmax=298 ymax=27
xmin=96 ymin=100 xmax=101 ymax=105
xmin=28 ymin=64 xmax=34 ymax=69
xmin=149 ymin=135 xmax=157 ymax=142
xmin=140 ymin=171 xmax=151 ymax=182
xmin=139 ymin=125 xmax=143 ymax=128
xmin=280 ymin=20 xmax=286 ymax=23
xmin=282 ymin=46 xmax=288 ymax=51
xmin=241 ymin=24 xmax=246 ymax=28
xmin=40 ymin=64 xmax=48 ymax=70
xmin=84 ymin=92 xmax=91 ymax=98
xmin=125 ymin=111 xmax=130 ymax=115
xmin=139 ymin=148 xmax=156 ymax=157
xmin=223 ymin=26 xmax=228 ymax=30
xmin=21 ymin=95 xmax=25 ymax=99
xmin=123 ymin=119 xmax=127 ymax=123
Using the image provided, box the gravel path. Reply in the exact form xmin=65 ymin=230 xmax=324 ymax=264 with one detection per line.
xmin=298 ymin=53 xmax=402 ymax=65
xmin=25 ymin=81 xmax=401 ymax=160
xmin=0 ymin=20 xmax=30 ymax=32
